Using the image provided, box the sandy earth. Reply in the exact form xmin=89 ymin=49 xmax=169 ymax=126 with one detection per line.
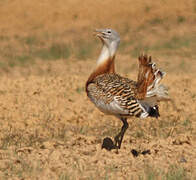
xmin=0 ymin=58 xmax=195 ymax=179
xmin=0 ymin=0 xmax=196 ymax=179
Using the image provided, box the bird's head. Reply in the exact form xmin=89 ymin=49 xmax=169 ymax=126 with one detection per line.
xmin=94 ymin=28 xmax=120 ymax=57
xmin=94 ymin=28 xmax=120 ymax=47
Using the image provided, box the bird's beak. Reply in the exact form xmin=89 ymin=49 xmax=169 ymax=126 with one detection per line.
xmin=94 ymin=29 xmax=104 ymax=38
xmin=93 ymin=29 xmax=105 ymax=43
xmin=94 ymin=29 xmax=103 ymax=34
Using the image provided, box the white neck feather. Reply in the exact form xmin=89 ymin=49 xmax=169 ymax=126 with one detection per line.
xmin=97 ymin=44 xmax=110 ymax=66
xmin=109 ymin=41 xmax=118 ymax=57
xmin=96 ymin=41 xmax=118 ymax=66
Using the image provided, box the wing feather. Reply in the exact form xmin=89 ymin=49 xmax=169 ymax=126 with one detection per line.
xmin=87 ymin=74 xmax=147 ymax=117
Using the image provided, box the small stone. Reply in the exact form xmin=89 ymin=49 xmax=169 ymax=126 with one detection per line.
xmin=131 ymin=149 xmax=139 ymax=157
xmin=141 ymin=149 xmax=151 ymax=155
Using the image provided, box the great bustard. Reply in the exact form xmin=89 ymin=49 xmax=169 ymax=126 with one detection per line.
xmin=86 ymin=28 xmax=169 ymax=150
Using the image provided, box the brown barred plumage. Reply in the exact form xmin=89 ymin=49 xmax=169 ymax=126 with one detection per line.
xmin=86 ymin=29 xmax=169 ymax=151
xmin=87 ymin=73 xmax=143 ymax=117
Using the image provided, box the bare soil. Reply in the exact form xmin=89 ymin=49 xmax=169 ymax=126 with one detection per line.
xmin=0 ymin=0 xmax=195 ymax=179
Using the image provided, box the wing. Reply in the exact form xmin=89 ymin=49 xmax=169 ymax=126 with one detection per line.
xmin=87 ymin=74 xmax=148 ymax=118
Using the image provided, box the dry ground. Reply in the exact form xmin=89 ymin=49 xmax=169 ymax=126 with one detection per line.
xmin=0 ymin=0 xmax=196 ymax=179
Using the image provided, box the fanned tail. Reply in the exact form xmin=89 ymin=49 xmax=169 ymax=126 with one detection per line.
xmin=136 ymin=54 xmax=170 ymax=105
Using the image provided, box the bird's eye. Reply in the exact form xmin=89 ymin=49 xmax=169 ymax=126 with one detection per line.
xmin=107 ymin=30 xmax=111 ymax=33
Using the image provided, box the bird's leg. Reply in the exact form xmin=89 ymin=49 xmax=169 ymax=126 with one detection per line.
xmin=114 ymin=117 xmax=129 ymax=149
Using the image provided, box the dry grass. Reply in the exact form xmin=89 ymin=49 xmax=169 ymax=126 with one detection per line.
xmin=0 ymin=0 xmax=196 ymax=179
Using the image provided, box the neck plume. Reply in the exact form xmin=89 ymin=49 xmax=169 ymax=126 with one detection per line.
xmin=86 ymin=44 xmax=115 ymax=86
xmin=97 ymin=45 xmax=110 ymax=66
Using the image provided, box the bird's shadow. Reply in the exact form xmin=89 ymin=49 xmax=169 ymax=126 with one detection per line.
xmin=101 ymin=137 xmax=151 ymax=157
xmin=101 ymin=137 xmax=116 ymax=151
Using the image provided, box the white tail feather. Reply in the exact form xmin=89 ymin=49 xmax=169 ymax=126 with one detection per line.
xmin=137 ymin=54 xmax=170 ymax=105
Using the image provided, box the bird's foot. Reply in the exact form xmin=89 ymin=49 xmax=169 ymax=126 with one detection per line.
xmin=114 ymin=134 xmax=122 ymax=149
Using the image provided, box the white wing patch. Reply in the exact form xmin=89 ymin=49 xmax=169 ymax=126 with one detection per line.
xmin=90 ymin=96 xmax=129 ymax=115
xmin=137 ymin=102 xmax=149 ymax=118
xmin=90 ymin=94 xmax=149 ymax=118
xmin=89 ymin=89 xmax=149 ymax=118
xmin=109 ymin=96 xmax=129 ymax=115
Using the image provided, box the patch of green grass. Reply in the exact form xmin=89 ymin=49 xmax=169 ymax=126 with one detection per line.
xmin=135 ymin=130 xmax=145 ymax=138
xmin=16 ymin=35 xmax=41 ymax=47
xmin=149 ymin=17 xmax=164 ymax=25
xmin=146 ymin=36 xmax=192 ymax=54
xmin=76 ymin=45 xmax=90 ymax=59
xmin=139 ymin=165 xmax=159 ymax=180
xmin=0 ymin=34 xmax=73 ymax=68
xmin=76 ymin=87 xmax=84 ymax=94
xmin=75 ymin=39 xmax=97 ymax=60
xmin=0 ymin=35 xmax=9 ymax=41
xmin=140 ymin=164 xmax=189 ymax=180
xmin=59 ymin=172 xmax=71 ymax=180
xmin=14 ymin=55 xmax=34 ymax=65
xmin=157 ymin=119 xmax=177 ymax=138
xmin=78 ymin=125 xmax=89 ymax=135
xmin=72 ymin=14 xmax=78 ymax=20
xmin=1 ymin=154 xmax=43 ymax=179
xmin=144 ymin=5 xmax=151 ymax=13
xmin=191 ymin=93 xmax=196 ymax=99
xmin=178 ymin=59 xmax=186 ymax=70
xmin=0 ymin=61 xmax=8 ymax=69
xmin=146 ymin=116 xmax=180 ymax=139
xmin=159 ymin=119 xmax=176 ymax=129
xmin=27 ymin=130 xmax=45 ymax=147
xmin=103 ymin=164 xmax=119 ymax=180
xmin=24 ymin=36 xmax=39 ymax=46
xmin=165 ymin=165 xmax=188 ymax=180
xmin=161 ymin=36 xmax=190 ymax=49
xmin=182 ymin=118 xmax=191 ymax=127
xmin=10 ymin=159 xmax=33 ymax=178
xmin=0 ymin=31 xmax=195 ymax=69
xmin=101 ymin=124 xmax=118 ymax=138
xmin=0 ymin=126 xmax=21 ymax=149
xmin=35 ymin=43 xmax=71 ymax=60
xmin=0 ymin=128 xmax=46 ymax=149
xmin=55 ymin=125 xmax=69 ymax=142
xmin=177 ymin=16 xmax=186 ymax=24
xmin=179 ymin=116 xmax=194 ymax=134
xmin=0 ymin=133 xmax=15 ymax=149
xmin=129 ymin=34 xmax=196 ymax=59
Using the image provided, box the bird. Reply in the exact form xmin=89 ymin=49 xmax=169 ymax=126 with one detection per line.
xmin=85 ymin=28 xmax=169 ymax=150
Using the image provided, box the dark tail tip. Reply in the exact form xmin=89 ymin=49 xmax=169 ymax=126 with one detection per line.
xmin=149 ymin=105 xmax=160 ymax=118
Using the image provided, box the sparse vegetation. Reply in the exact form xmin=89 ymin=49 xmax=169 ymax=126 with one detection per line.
xmin=140 ymin=164 xmax=189 ymax=180
xmin=0 ymin=0 xmax=195 ymax=179
xmin=59 ymin=173 xmax=71 ymax=180
xmin=35 ymin=43 xmax=71 ymax=60
xmin=76 ymin=87 xmax=84 ymax=94
xmin=165 ymin=165 xmax=188 ymax=180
